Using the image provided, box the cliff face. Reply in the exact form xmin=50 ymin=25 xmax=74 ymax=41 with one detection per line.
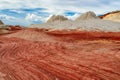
xmin=47 ymin=15 xmax=68 ymax=23
xmin=100 ymin=11 xmax=120 ymax=22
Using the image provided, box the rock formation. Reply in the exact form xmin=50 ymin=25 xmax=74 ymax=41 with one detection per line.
xmin=0 ymin=20 xmax=4 ymax=25
xmin=31 ymin=11 xmax=120 ymax=32
xmin=75 ymin=11 xmax=99 ymax=21
xmin=0 ymin=20 xmax=9 ymax=35
xmin=30 ymin=16 xmax=120 ymax=32
xmin=0 ymin=29 xmax=120 ymax=80
xmin=100 ymin=10 xmax=120 ymax=22
xmin=0 ymin=29 xmax=10 ymax=35
xmin=47 ymin=15 xmax=68 ymax=23
xmin=1 ymin=10 xmax=120 ymax=79
xmin=0 ymin=20 xmax=4 ymax=28
xmin=8 ymin=25 xmax=22 ymax=31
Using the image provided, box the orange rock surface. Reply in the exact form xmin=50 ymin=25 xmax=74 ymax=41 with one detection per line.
xmin=0 ymin=28 xmax=120 ymax=80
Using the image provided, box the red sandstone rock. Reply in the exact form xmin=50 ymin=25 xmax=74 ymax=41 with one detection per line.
xmin=0 ymin=29 xmax=120 ymax=80
xmin=8 ymin=25 xmax=22 ymax=31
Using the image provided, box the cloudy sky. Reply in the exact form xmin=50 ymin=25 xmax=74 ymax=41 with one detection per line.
xmin=0 ymin=0 xmax=119 ymax=26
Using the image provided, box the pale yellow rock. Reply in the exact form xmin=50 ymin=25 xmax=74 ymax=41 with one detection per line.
xmin=102 ymin=11 xmax=120 ymax=22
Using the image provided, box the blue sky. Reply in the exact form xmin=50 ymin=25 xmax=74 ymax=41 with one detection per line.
xmin=0 ymin=0 xmax=119 ymax=26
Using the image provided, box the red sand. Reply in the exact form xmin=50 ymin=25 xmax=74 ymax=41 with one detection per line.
xmin=0 ymin=28 xmax=120 ymax=80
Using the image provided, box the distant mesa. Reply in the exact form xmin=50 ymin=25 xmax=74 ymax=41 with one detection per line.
xmin=100 ymin=10 xmax=120 ymax=22
xmin=75 ymin=11 xmax=99 ymax=21
xmin=47 ymin=15 xmax=68 ymax=23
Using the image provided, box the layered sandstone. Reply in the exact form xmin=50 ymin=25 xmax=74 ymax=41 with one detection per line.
xmin=0 ymin=20 xmax=4 ymax=29
xmin=75 ymin=11 xmax=99 ymax=21
xmin=100 ymin=11 xmax=120 ymax=22
xmin=0 ymin=20 xmax=4 ymax=25
xmin=0 ymin=10 xmax=120 ymax=80
xmin=0 ymin=25 xmax=22 ymax=35
xmin=31 ymin=12 xmax=120 ymax=32
xmin=8 ymin=25 xmax=22 ymax=31
xmin=0 ymin=21 xmax=10 ymax=35
xmin=0 ymin=29 xmax=120 ymax=80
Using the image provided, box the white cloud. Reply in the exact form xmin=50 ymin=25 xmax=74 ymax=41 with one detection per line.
xmin=38 ymin=0 xmax=120 ymax=14
xmin=0 ymin=0 xmax=119 ymax=14
xmin=9 ymin=9 xmax=24 ymax=14
xmin=0 ymin=0 xmax=120 ymax=26
xmin=0 ymin=14 xmax=30 ymax=26
xmin=25 ymin=13 xmax=43 ymax=22
xmin=0 ymin=14 xmax=15 ymax=20
xmin=66 ymin=13 xmax=81 ymax=20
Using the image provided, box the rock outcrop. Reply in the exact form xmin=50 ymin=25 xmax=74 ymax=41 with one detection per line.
xmin=31 ymin=11 xmax=120 ymax=32
xmin=0 ymin=29 xmax=120 ymax=80
xmin=0 ymin=20 xmax=9 ymax=34
xmin=0 ymin=20 xmax=4 ymax=25
xmin=47 ymin=15 xmax=68 ymax=23
xmin=30 ymin=17 xmax=120 ymax=32
xmin=8 ymin=25 xmax=22 ymax=31
xmin=100 ymin=10 xmax=120 ymax=22
xmin=75 ymin=11 xmax=99 ymax=21
xmin=0 ymin=20 xmax=4 ymax=28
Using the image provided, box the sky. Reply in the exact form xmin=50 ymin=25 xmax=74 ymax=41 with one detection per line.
xmin=0 ymin=0 xmax=119 ymax=26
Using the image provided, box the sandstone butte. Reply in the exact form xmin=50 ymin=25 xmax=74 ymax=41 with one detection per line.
xmin=0 ymin=28 xmax=120 ymax=80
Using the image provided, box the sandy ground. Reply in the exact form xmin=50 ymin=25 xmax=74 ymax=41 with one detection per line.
xmin=0 ymin=28 xmax=120 ymax=80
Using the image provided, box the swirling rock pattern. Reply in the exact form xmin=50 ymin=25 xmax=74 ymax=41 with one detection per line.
xmin=0 ymin=29 xmax=120 ymax=80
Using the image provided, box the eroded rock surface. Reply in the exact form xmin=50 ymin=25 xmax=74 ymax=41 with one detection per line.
xmin=47 ymin=15 xmax=68 ymax=23
xmin=0 ymin=29 xmax=120 ymax=80
xmin=30 ymin=12 xmax=120 ymax=32
xmin=75 ymin=11 xmax=99 ymax=21
xmin=0 ymin=20 xmax=4 ymax=25
xmin=100 ymin=11 xmax=120 ymax=22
